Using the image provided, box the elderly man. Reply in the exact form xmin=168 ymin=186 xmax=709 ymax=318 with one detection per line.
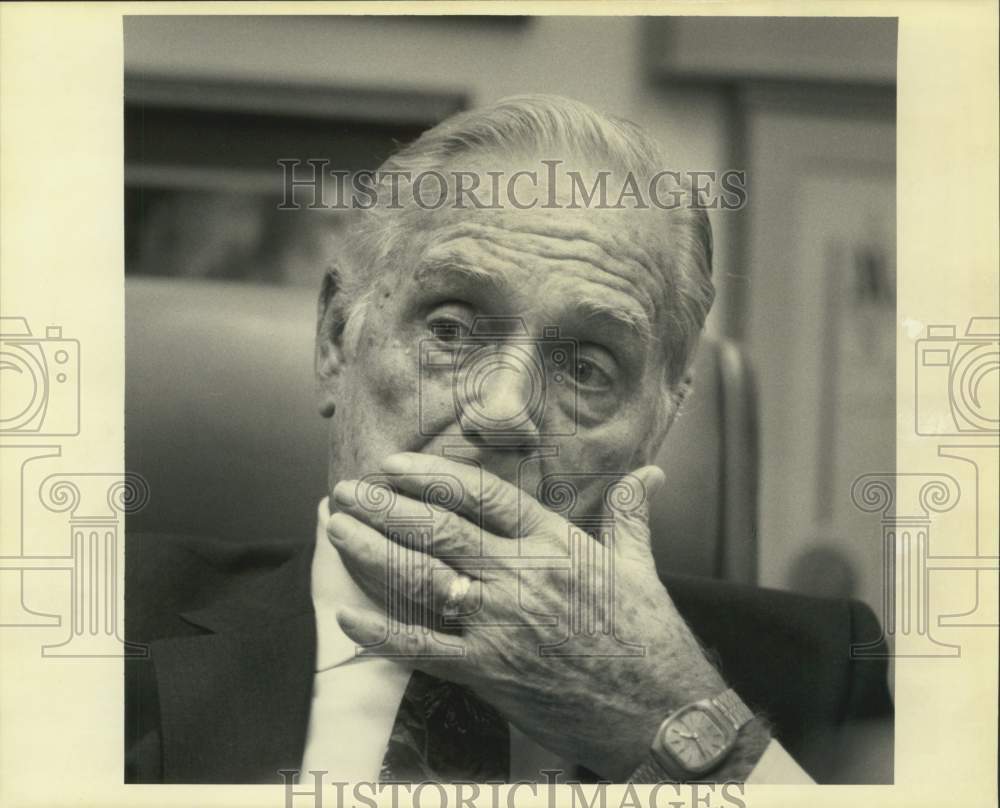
xmin=125 ymin=95 xmax=892 ymax=785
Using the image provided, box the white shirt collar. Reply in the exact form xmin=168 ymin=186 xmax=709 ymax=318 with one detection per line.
xmin=311 ymin=497 xmax=382 ymax=672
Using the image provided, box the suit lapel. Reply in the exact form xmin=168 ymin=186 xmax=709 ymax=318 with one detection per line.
xmin=151 ymin=542 xmax=317 ymax=783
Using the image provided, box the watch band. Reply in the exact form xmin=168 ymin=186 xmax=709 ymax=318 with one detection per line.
xmin=627 ymin=757 xmax=675 ymax=784
xmin=711 ymin=689 xmax=755 ymax=732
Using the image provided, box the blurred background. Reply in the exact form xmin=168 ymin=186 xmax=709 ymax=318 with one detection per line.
xmin=123 ymin=15 xmax=896 ymax=619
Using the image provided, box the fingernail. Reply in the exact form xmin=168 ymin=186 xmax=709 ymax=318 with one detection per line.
xmin=336 ymin=606 xmax=378 ymax=643
xmin=326 ymin=512 xmax=351 ymax=543
xmin=336 ymin=606 xmax=359 ymax=629
xmin=381 ymin=453 xmax=412 ymax=474
xmin=332 ymin=480 xmax=356 ymax=507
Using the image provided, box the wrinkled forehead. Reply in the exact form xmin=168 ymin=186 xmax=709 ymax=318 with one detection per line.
xmin=393 ymin=159 xmax=674 ymax=328
xmin=426 ymin=208 xmax=666 ymax=318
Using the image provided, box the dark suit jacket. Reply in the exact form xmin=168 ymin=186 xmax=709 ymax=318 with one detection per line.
xmin=125 ymin=532 xmax=893 ymax=784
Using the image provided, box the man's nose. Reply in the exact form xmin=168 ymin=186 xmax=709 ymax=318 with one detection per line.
xmin=457 ymin=346 xmax=542 ymax=446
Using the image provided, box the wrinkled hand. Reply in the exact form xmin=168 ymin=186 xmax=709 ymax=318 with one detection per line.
xmin=327 ymin=452 xmax=731 ymax=780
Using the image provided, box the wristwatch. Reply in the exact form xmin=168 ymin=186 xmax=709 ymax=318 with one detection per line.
xmin=628 ymin=689 xmax=755 ymax=783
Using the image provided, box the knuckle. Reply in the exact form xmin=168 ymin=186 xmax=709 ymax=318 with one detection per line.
xmin=432 ymin=508 xmax=467 ymax=555
xmin=407 ymin=568 xmax=434 ymax=608
xmin=525 ymin=508 xmax=553 ymax=536
xmin=480 ymin=476 xmax=510 ymax=510
xmin=438 ymin=508 xmax=463 ymax=539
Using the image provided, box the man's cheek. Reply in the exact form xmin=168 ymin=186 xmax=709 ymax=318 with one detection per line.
xmin=578 ymin=418 xmax=647 ymax=470
xmin=331 ymin=336 xmax=422 ymax=472
xmin=356 ymin=336 xmax=420 ymax=418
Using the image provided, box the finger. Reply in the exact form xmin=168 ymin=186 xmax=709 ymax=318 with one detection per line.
xmin=327 ymin=512 xmax=483 ymax=620
xmin=332 ymin=478 xmax=503 ymax=568
xmin=601 ymin=465 xmax=664 ymax=553
xmin=379 ymin=452 xmax=552 ymax=538
xmin=336 ymin=605 xmax=477 ymax=684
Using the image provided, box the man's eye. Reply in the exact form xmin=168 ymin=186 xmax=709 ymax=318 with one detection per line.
xmin=573 ymin=358 xmax=614 ymax=392
xmin=575 ymin=360 xmax=596 ymax=384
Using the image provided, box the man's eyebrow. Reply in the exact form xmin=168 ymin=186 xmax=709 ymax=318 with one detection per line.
xmin=413 ymin=259 xmax=513 ymax=295
xmin=413 ymin=258 xmax=654 ymax=343
xmin=572 ymin=298 xmax=654 ymax=346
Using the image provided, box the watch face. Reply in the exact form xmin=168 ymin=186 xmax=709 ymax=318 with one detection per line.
xmin=657 ymin=705 xmax=733 ymax=775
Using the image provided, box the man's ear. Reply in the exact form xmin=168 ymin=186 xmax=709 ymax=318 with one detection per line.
xmin=666 ymin=370 xmax=694 ymax=428
xmin=315 ymin=265 xmax=350 ymax=419
xmin=654 ymin=369 xmax=693 ymax=450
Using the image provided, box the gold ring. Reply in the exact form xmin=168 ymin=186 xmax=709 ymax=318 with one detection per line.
xmin=441 ymin=573 xmax=472 ymax=618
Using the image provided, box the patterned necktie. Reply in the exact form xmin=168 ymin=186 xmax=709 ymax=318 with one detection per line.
xmin=379 ymin=670 xmax=510 ymax=782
